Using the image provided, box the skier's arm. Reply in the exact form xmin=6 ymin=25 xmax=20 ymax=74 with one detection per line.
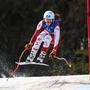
xmin=49 ymin=25 xmax=60 ymax=60
xmin=29 ymin=21 xmax=43 ymax=44
xmin=53 ymin=25 xmax=60 ymax=52
xmin=25 ymin=21 xmax=43 ymax=50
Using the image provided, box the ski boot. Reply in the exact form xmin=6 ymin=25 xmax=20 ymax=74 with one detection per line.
xmin=36 ymin=51 xmax=46 ymax=63
xmin=26 ymin=50 xmax=37 ymax=62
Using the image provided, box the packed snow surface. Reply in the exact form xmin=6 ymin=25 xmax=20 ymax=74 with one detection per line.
xmin=0 ymin=75 xmax=90 ymax=90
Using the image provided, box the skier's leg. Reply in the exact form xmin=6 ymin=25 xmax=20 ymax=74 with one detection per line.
xmin=26 ymin=35 xmax=43 ymax=62
xmin=36 ymin=34 xmax=52 ymax=63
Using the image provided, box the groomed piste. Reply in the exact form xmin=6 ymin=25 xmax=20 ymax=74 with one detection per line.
xmin=0 ymin=75 xmax=90 ymax=90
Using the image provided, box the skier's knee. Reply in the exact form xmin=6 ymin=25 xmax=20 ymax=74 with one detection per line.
xmin=43 ymin=35 xmax=52 ymax=47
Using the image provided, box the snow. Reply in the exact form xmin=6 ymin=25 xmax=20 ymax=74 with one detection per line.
xmin=0 ymin=75 xmax=90 ymax=90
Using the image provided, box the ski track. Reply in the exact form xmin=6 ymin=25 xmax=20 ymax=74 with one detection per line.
xmin=0 ymin=75 xmax=90 ymax=90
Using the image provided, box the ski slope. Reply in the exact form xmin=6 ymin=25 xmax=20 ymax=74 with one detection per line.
xmin=0 ymin=75 xmax=90 ymax=90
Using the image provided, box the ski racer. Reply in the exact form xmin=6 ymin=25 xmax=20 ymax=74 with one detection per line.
xmin=25 ymin=10 xmax=61 ymax=63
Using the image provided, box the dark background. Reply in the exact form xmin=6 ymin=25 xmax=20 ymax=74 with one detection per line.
xmin=0 ymin=0 xmax=88 ymax=77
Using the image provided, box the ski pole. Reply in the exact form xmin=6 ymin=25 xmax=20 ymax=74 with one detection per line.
xmin=7 ymin=48 xmax=27 ymax=81
xmin=55 ymin=56 xmax=71 ymax=68
xmin=11 ymin=49 xmax=27 ymax=75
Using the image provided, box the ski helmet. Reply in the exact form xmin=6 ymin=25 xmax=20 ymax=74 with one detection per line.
xmin=43 ymin=10 xmax=55 ymax=20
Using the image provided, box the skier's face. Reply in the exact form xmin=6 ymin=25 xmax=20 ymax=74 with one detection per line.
xmin=44 ymin=19 xmax=53 ymax=26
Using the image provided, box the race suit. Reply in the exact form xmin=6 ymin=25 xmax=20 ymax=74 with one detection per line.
xmin=27 ymin=19 xmax=60 ymax=62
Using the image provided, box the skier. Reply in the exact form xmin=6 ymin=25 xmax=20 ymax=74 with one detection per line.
xmin=25 ymin=10 xmax=61 ymax=63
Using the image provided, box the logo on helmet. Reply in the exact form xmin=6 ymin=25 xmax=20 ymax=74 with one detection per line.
xmin=46 ymin=15 xmax=51 ymax=18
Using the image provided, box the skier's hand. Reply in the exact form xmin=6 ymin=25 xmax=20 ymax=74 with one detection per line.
xmin=25 ymin=43 xmax=33 ymax=50
xmin=49 ymin=49 xmax=56 ymax=61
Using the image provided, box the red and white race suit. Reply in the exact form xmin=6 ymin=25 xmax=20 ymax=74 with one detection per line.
xmin=27 ymin=19 xmax=60 ymax=62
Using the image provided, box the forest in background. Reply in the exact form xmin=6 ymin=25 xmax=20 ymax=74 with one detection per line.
xmin=0 ymin=0 xmax=88 ymax=77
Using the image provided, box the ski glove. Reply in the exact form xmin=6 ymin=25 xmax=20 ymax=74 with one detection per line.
xmin=25 ymin=43 xmax=33 ymax=50
xmin=49 ymin=49 xmax=56 ymax=60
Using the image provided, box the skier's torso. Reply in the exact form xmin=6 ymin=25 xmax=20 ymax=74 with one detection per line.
xmin=36 ymin=19 xmax=60 ymax=48
xmin=42 ymin=19 xmax=59 ymax=33
xmin=36 ymin=19 xmax=59 ymax=34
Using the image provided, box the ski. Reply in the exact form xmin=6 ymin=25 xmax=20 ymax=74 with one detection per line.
xmin=16 ymin=61 xmax=49 ymax=66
